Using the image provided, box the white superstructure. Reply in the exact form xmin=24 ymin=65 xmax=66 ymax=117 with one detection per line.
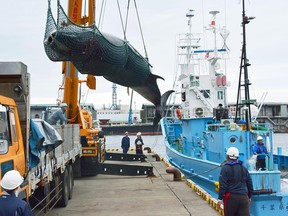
xmin=175 ymin=9 xmax=229 ymax=118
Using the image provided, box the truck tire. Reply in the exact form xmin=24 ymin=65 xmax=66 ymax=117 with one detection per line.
xmin=68 ymin=164 xmax=74 ymax=200
xmin=52 ymin=173 xmax=61 ymax=207
xmin=57 ymin=168 xmax=69 ymax=207
xmin=43 ymin=182 xmax=51 ymax=211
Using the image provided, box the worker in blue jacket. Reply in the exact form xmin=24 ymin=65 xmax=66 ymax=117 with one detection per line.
xmin=217 ymin=147 xmax=253 ymax=216
xmin=253 ymin=136 xmax=269 ymax=170
xmin=48 ymin=103 xmax=74 ymax=125
xmin=0 ymin=170 xmax=33 ymax=216
xmin=121 ymin=131 xmax=130 ymax=153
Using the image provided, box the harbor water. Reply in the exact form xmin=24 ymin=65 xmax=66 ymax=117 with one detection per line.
xmin=106 ymin=133 xmax=288 ymax=158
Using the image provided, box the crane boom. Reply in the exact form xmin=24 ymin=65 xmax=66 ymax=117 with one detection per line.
xmin=60 ymin=0 xmax=103 ymax=176
xmin=63 ymin=0 xmax=96 ymax=122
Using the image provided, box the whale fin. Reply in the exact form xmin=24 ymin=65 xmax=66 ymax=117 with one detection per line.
xmin=153 ymin=90 xmax=175 ymax=127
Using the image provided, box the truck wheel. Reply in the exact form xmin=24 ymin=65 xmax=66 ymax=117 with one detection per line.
xmin=68 ymin=164 xmax=74 ymax=200
xmin=57 ymin=168 xmax=69 ymax=207
xmin=52 ymin=173 xmax=61 ymax=206
xmin=44 ymin=182 xmax=51 ymax=211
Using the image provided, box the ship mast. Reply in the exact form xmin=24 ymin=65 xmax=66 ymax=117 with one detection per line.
xmin=209 ymin=10 xmax=220 ymax=58
xmin=235 ymin=0 xmax=255 ymax=130
xmin=186 ymin=9 xmax=194 ymax=65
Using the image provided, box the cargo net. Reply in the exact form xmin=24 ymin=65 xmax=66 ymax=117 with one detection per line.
xmin=43 ymin=1 xmax=151 ymax=86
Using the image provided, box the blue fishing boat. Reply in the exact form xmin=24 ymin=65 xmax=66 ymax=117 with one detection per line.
xmin=161 ymin=2 xmax=288 ymax=216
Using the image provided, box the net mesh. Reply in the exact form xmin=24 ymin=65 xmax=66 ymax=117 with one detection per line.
xmin=44 ymin=1 xmax=152 ymax=87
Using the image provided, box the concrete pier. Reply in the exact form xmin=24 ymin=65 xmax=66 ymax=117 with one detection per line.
xmin=49 ymin=152 xmax=220 ymax=216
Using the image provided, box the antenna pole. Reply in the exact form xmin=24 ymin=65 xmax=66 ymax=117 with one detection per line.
xmin=235 ymin=0 xmax=254 ymax=130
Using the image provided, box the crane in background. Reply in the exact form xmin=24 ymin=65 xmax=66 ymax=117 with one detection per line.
xmin=128 ymin=90 xmax=134 ymax=125
xmin=110 ymin=83 xmax=119 ymax=110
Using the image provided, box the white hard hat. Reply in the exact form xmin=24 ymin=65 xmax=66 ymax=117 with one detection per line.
xmin=226 ymin=147 xmax=239 ymax=160
xmin=257 ymin=136 xmax=263 ymax=141
xmin=0 ymin=170 xmax=23 ymax=190
xmin=136 ymin=132 xmax=141 ymax=136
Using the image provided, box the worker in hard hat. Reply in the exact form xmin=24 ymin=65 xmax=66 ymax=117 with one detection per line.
xmin=135 ymin=132 xmax=144 ymax=154
xmin=217 ymin=147 xmax=253 ymax=216
xmin=121 ymin=131 xmax=130 ymax=154
xmin=47 ymin=103 xmax=74 ymax=125
xmin=253 ymin=136 xmax=269 ymax=170
xmin=0 ymin=170 xmax=33 ymax=216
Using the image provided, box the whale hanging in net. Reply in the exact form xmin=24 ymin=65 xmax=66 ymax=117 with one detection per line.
xmin=43 ymin=1 xmax=173 ymax=126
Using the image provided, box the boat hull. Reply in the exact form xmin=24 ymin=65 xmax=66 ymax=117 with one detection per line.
xmin=161 ymin=118 xmax=288 ymax=216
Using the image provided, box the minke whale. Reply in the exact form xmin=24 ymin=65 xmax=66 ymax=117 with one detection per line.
xmin=44 ymin=2 xmax=173 ymax=126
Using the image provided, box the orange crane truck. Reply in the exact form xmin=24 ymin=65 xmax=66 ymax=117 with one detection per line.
xmin=0 ymin=62 xmax=83 ymax=213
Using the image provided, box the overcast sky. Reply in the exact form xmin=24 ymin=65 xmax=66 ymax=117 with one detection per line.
xmin=0 ymin=0 xmax=287 ymax=110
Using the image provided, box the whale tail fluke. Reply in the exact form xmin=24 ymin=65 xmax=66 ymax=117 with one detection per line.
xmin=153 ymin=90 xmax=175 ymax=127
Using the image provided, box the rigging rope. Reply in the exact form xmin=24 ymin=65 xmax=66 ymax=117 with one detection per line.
xmin=116 ymin=0 xmax=129 ymax=41
xmin=84 ymin=0 xmax=87 ymax=23
xmin=124 ymin=0 xmax=131 ymax=40
xmin=133 ymin=0 xmax=148 ymax=60
xmin=184 ymin=162 xmax=224 ymax=179
xmin=97 ymin=0 xmax=107 ymax=29
xmin=116 ymin=0 xmax=149 ymax=59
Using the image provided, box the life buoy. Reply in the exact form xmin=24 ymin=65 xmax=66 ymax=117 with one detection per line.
xmin=176 ymin=108 xmax=182 ymax=119
xmin=222 ymin=75 xmax=227 ymax=86
xmin=216 ymin=76 xmax=222 ymax=86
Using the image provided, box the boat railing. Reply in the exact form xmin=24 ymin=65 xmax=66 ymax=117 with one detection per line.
xmin=273 ymin=153 xmax=288 ymax=171
xmin=250 ymin=122 xmax=272 ymax=131
xmin=164 ymin=117 xmax=182 ymax=124
xmin=163 ymin=118 xmax=183 ymax=145
xmin=248 ymin=154 xmax=271 ymax=171
xmin=206 ymin=122 xmax=271 ymax=132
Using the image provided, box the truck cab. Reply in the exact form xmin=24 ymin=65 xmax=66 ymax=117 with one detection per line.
xmin=0 ymin=62 xmax=82 ymax=212
xmin=0 ymin=62 xmax=28 ymax=194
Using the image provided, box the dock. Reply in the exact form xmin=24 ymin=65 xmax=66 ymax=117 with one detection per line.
xmin=49 ymin=151 xmax=220 ymax=216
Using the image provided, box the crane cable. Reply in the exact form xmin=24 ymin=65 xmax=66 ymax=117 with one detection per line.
xmin=116 ymin=0 xmax=149 ymax=60
xmin=133 ymin=0 xmax=149 ymax=60
xmin=116 ymin=0 xmax=129 ymax=41
xmin=97 ymin=0 xmax=107 ymax=29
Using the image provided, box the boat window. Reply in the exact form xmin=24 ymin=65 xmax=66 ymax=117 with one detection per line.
xmin=200 ymin=90 xmax=210 ymax=98
xmin=190 ymin=75 xmax=200 ymax=87
xmin=181 ymin=92 xmax=186 ymax=102
xmin=217 ymin=91 xmax=224 ymax=100
xmin=230 ymin=137 xmax=237 ymax=144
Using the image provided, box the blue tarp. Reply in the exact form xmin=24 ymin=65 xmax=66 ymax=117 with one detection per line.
xmin=29 ymin=119 xmax=63 ymax=169
xmin=29 ymin=119 xmax=44 ymax=169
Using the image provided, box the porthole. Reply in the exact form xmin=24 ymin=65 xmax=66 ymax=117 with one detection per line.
xmin=230 ymin=137 xmax=237 ymax=144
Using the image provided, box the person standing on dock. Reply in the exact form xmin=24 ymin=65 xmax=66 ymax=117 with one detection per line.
xmin=0 ymin=170 xmax=33 ymax=216
xmin=135 ymin=132 xmax=144 ymax=154
xmin=217 ymin=147 xmax=253 ymax=216
xmin=253 ymin=136 xmax=269 ymax=171
xmin=121 ymin=131 xmax=130 ymax=153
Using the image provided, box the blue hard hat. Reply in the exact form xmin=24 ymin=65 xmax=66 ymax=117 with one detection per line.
xmin=61 ymin=103 xmax=68 ymax=107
